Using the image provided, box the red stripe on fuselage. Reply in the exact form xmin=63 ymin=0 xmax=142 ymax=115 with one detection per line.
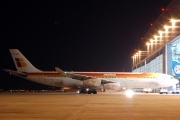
xmin=26 ymin=72 xmax=159 ymax=78
xmin=71 ymin=72 xmax=158 ymax=78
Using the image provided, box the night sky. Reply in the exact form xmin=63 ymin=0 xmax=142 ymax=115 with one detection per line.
xmin=0 ymin=0 xmax=172 ymax=89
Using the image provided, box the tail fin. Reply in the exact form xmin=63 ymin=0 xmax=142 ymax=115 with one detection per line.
xmin=10 ymin=49 xmax=42 ymax=72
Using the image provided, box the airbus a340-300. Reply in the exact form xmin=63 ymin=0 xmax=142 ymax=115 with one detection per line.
xmin=3 ymin=49 xmax=179 ymax=94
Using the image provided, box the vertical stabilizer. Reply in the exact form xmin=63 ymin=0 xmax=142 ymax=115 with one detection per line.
xmin=10 ymin=49 xmax=42 ymax=72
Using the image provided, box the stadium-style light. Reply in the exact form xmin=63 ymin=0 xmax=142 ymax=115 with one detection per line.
xmin=164 ymin=25 xmax=175 ymax=33
xmin=154 ymin=35 xmax=164 ymax=42
xmin=158 ymin=31 xmax=164 ymax=37
xmin=170 ymin=19 xmax=180 ymax=27
xmin=133 ymin=19 xmax=180 ymax=68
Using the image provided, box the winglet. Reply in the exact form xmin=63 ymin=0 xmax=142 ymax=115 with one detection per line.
xmin=55 ymin=67 xmax=67 ymax=76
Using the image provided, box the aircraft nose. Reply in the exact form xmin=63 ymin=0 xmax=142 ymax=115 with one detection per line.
xmin=174 ymin=79 xmax=179 ymax=85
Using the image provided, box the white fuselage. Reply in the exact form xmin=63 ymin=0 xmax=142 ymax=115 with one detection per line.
xmin=21 ymin=72 xmax=178 ymax=89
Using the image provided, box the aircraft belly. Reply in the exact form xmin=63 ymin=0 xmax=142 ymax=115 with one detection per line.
xmin=23 ymin=75 xmax=159 ymax=88
xmin=116 ymin=79 xmax=159 ymax=88
xmin=129 ymin=81 xmax=158 ymax=88
xmin=26 ymin=76 xmax=84 ymax=87
xmin=27 ymin=76 xmax=64 ymax=87
xmin=63 ymin=79 xmax=83 ymax=86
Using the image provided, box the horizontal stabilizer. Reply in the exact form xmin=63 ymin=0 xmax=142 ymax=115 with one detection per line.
xmin=3 ymin=69 xmax=28 ymax=77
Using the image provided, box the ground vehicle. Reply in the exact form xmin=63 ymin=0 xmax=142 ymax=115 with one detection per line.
xmin=172 ymin=89 xmax=180 ymax=94
xmin=79 ymin=88 xmax=97 ymax=94
xmin=160 ymin=89 xmax=168 ymax=94
xmin=79 ymin=89 xmax=88 ymax=94
xmin=87 ymin=89 xmax=97 ymax=94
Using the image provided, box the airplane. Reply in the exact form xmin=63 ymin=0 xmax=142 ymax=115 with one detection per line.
xmin=3 ymin=49 xmax=179 ymax=94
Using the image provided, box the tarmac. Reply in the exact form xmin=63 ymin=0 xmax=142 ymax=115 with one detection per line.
xmin=0 ymin=92 xmax=180 ymax=120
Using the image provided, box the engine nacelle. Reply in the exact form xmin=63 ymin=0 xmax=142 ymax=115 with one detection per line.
xmin=103 ymin=83 xmax=120 ymax=90
xmin=83 ymin=79 xmax=101 ymax=86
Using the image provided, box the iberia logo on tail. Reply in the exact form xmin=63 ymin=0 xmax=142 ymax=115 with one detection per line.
xmin=15 ymin=58 xmax=27 ymax=67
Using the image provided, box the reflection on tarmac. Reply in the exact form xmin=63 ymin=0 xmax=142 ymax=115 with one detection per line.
xmin=0 ymin=92 xmax=180 ymax=120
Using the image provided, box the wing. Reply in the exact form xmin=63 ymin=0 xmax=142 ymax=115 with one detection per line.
xmin=55 ymin=67 xmax=116 ymax=84
xmin=55 ymin=67 xmax=95 ymax=80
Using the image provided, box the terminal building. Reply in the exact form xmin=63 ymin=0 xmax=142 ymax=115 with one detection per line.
xmin=132 ymin=0 xmax=180 ymax=91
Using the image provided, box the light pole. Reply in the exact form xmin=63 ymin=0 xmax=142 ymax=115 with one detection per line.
xmin=132 ymin=53 xmax=139 ymax=71
xmin=153 ymin=35 xmax=164 ymax=51
xmin=146 ymin=42 xmax=150 ymax=56
xmin=132 ymin=50 xmax=148 ymax=71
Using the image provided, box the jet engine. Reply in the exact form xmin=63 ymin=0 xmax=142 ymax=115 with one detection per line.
xmin=103 ymin=83 xmax=120 ymax=90
xmin=83 ymin=79 xmax=101 ymax=86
